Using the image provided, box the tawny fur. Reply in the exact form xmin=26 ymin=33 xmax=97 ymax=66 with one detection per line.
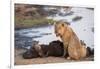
xmin=54 ymin=21 xmax=87 ymax=60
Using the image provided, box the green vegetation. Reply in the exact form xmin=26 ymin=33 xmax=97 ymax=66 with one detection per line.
xmin=15 ymin=17 xmax=56 ymax=29
xmin=14 ymin=4 xmax=57 ymax=29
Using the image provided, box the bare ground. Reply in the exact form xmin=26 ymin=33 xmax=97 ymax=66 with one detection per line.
xmin=15 ymin=48 xmax=94 ymax=65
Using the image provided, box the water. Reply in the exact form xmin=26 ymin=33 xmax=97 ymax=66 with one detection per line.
xmin=15 ymin=7 xmax=94 ymax=49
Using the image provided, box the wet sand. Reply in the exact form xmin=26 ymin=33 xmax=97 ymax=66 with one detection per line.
xmin=15 ymin=48 xmax=94 ymax=65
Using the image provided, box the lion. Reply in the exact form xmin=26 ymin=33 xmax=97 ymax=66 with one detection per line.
xmin=54 ymin=21 xmax=87 ymax=60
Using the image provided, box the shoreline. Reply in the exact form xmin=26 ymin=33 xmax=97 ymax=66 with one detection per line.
xmin=15 ymin=24 xmax=52 ymax=30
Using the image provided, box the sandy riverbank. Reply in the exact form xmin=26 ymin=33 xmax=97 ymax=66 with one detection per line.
xmin=15 ymin=48 xmax=94 ymax=65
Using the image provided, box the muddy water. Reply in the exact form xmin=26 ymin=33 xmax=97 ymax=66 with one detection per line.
xmin=15 ymin=7 xmax=94 ymax=49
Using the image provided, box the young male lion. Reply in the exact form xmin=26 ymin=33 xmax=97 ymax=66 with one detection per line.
xmin=54 ymin=21 xmax=87 ymax=60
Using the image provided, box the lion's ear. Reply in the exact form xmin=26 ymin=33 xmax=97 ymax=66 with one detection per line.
xmin=65 ymin=22 xmax=70 ymax=25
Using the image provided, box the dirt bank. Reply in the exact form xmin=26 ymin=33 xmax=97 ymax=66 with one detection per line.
xmin=15 ymin=48 xmax=94 ymax=65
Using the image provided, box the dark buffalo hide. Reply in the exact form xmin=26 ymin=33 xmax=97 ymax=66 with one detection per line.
xmin=23 ymin=40 xmax=66 ymax=59
xmin=23 ymin=40 xmax=94 ymax=59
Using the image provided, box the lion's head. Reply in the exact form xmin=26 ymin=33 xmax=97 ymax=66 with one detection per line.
xmin=54 ymin=21 xmax=70 ymax=37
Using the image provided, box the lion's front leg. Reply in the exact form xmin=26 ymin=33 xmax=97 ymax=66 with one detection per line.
xmin=63 ymin=47 xmax=66 ymax=57
xmin=63 ymin=43 xmax=68 ymax=57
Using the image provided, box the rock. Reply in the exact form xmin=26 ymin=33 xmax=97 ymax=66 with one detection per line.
xmin=86 ymin=8 xmax=94 ymax=10
xmin=58 ymin=11 xmax=74 ymax=16
xmin=91 ymin=27 xmax=94 ymax=32
xmin=72 ymin=16 xmax=82 ymax=22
